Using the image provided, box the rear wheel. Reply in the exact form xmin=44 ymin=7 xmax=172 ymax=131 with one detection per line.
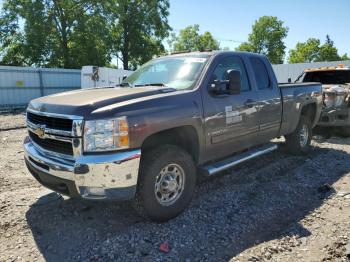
xmin=132 ymin=145 xmax=196 ymax=222
xmin=285 ymin=115 xmax=312 ymax=155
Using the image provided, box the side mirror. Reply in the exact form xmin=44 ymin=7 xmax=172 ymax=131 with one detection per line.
xmin=227 ymin=69 xmax=241 ymax=95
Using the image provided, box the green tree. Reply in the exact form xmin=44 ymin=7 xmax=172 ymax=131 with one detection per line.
xmin=0 ymin=0 xmax=112 ymax=68
xmin=236 ymin=16 xmax=288 ymax=64
xmin=169 ymin=24 xmax=220 ymax=52
xmin=341 ymin=53 xmax=350 ymax=60
xmin=106 ymin=0 xmax=171 ymax=70
xmin=288 ymin=38 xmax=321 ymax=63
xmin=317 ymin=44 xmax=340 ymax=62
xmin=317 ymin=35 xmax=342 ymax=62
xmin=288 ymin=35 xmax=348 ymax=63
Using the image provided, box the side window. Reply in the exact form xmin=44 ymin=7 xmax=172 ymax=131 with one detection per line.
xmin=250 ymin=57 xmax=271 ymax=89
xmin=211 ymin=56 xmax=250 ymax=92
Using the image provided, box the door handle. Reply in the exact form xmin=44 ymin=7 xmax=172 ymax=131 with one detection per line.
xmin=244 ymin=99 xmax=256 ymax=108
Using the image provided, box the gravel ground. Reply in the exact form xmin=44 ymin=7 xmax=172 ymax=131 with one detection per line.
xmin=0 ymin=112 xmax=26 ymax=130
xmin=0 ymin=114 xmax=349 ymax=262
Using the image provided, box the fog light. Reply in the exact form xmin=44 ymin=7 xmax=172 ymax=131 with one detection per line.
xmin=81 ymin=187 xmax=106 ymax=198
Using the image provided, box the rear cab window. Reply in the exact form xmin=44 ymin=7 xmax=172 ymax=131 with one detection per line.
xmin=250 ymin=57 xmax=271 ymax=89
xmin=301 ymin=70 xmax=350 ymax=84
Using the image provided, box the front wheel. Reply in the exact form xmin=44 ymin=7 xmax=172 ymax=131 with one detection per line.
xmin=132 ymin=145 xmax=196 ymax=222
xmin=285 ymin=116 xmax=312 ymax=155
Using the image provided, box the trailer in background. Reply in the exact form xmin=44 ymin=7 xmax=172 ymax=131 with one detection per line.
xmin=81 ymin=66 xmax=133 ymax=89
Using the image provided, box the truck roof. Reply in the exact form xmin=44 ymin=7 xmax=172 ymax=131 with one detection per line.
xmin=163 ymin=50 xmax=267 ymax=59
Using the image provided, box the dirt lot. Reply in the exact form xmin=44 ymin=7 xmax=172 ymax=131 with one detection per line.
xmin=0 ymin=114 xmax=349 ymax=262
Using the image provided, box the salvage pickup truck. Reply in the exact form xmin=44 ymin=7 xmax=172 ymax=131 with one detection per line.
xmin=24 ymin=51 xmax=323 ymax=221
xmin=296 ymin=65 xmax=350 ymax=137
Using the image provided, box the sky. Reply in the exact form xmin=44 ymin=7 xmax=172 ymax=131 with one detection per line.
xmin=0 ymin=0 xmax=349 ymax=65
xmin=168 ymin=0 xmax=350 ymax=57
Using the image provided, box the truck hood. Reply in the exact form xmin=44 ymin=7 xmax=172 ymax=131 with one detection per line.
xmin=28 ymin=87 xmax=176 ymax=117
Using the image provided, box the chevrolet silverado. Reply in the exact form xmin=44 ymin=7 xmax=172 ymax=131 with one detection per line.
xmin=24 ymin=51 xmax=323 ymax=221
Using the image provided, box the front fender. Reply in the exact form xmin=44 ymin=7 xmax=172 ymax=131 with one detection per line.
xmin=125 ymin=91 xmax=205 ymax=154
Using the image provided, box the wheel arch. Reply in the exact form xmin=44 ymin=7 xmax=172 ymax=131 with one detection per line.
xmin=301 ymin=102 xmax=317 ymax=127
xmin=141 ymin=125 xmax=200 ymax=164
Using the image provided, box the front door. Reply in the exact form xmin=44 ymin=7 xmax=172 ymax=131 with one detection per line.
xmin=202 ymin=55 xmax=260 ymax=162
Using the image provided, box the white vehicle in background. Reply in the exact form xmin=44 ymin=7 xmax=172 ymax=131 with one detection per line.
xmin=296 ymin=65 xmax=350 ymax=137
xmin=81 ymin=66 xmax=133 ymax=89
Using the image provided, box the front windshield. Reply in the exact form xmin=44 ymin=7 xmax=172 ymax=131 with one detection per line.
xmin=122 ymin=55 xmax=210 ymax=90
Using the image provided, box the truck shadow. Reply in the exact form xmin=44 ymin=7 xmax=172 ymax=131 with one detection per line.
xmin=25 ymin=144 xmax=350 ymax=261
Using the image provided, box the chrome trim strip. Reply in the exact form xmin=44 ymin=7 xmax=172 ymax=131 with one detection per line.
xmin=27 ymin=124 xmax=73 ymax=141
xmin=76 ymin=150 xmax=141 ymax=165
xmin=27 ymin=108 xmax=83 ymax=120
xmin=72 ymin=119 xmax=83 ymax=137
xmin=72 ymin=138 xmax=82 ymax=157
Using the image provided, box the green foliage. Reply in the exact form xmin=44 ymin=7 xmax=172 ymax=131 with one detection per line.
xmin=341 ymin=53 xmax=350 ymax=60
xmin=236 ymin=16 xmax=288 ymax=64
xmin=317 ymin=43 xmax=341 ymax=62
xmin=169 ymin=25 xmax=220 ymax=52
xmin=1 ymin=2 xmax=348 ymax=69
xmin=288 ymin=35 xmax=348 ymax=63
xmin=288 ymin=38 xmax=321 ymax=63
xmin=0 ymin=0 xmax=113 ymax=68
xmin=107 ymin=0 xmax=171 ymax=70
xmin=0 ymin=0 xmax=171 ymax=69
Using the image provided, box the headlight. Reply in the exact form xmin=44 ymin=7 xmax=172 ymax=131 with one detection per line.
xmin=83 ymin=117 xmax=129 ymax=152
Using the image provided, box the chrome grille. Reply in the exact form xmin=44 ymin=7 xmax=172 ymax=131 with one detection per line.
xmin=29 ymin=131 xmax=73 ymax=156
xmin=27 ymin=111 xmax=72 ymax=131
xmin=26 ymin=110 xmax=83 ymax=157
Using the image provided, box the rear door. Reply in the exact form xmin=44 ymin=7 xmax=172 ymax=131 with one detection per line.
xmin=202 ymin=54 xmax=260 ymax=161
xmin=249 ymin=57 xmax=282 ymax=140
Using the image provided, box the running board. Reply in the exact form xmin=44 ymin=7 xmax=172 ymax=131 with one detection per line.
xmin=202 ymin=143 xmax=278 ymax=176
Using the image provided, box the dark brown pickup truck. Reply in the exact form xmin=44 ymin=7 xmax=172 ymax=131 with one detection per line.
xmin=24 ymin=51 xmax=323 ymax=221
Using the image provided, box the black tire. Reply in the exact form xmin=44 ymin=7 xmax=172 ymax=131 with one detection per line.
xmin=132 ymin=145 xmax=196 ymax=222
xmin=285 ymin=115 xmax=312 ymax=155
xmin=335 ymin=126 xmax=350 ymax=138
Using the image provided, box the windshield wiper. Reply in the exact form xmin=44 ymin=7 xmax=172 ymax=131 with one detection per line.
xmin=135 ymin=83 xmax=167 ymax=87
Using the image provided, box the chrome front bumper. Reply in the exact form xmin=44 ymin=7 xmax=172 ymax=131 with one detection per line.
xmin=24 ymin=137 xmax=141 ymax=200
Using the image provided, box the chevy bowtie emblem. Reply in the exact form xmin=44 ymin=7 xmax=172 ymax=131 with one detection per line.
xmin=34 ymin=125 xmax=45 ymax=138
